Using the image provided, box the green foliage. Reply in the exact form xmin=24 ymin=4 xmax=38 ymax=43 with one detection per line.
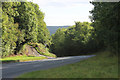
xmin=2 ymin=12 xmax=19 ymax=57
xmin=50 ymin=28 xmax=67 ymax=56
xmin=90 ymin=2 xmax=119 ymax=54
xmin=17 ymin=43 xmax=27 ymax=55
xmin=2 ymin=1 xmax=51 ymax=57
xmin=50 ymin=22 xmax=98 ymax=56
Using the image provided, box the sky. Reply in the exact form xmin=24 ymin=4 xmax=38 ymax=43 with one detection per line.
xmin=29 ymin=0 xmax=94 ymax=26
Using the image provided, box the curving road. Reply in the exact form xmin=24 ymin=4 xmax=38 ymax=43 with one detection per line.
xmin=1 ymin=55 xmax=95 ymax=78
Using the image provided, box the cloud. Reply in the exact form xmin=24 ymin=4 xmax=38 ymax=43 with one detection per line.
xmin=31 ymin=0 xmax=93 ymax=8
xmin=28 ymin=0 xmax=94 ymax=26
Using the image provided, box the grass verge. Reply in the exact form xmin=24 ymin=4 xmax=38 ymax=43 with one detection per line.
xmin=18 ymin=51 xmax=118 ymax=78
xmin=2 ymin=55 xmax=47 ymax=63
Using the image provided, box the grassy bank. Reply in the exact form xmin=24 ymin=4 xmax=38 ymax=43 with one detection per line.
xmin=18 ymin=51 xmax=118 ymax=78
xmin=28 ymin=43 xmax=56 ymax=58
xmin=2 ymin=55 xmax=47 ymax=63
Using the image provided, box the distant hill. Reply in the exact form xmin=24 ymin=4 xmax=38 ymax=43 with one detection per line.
xmin=47 ymin=26 xmax=69 ymax=35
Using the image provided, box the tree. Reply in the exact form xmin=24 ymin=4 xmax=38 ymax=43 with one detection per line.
xmin=2 ymin=1 xmax=51 ymax=57
xmin=50 ymin=28 xmax=66 ymax=56
xmin=2 ymin=12 xmax=19 ymax=57
xmin=90 ymin=2 xmax=119 ymax=54
xmin=50 ymin=22 xmax=96 ymax=56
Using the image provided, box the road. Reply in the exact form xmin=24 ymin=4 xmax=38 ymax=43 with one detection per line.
xmin=1 ymin=55 xmax=95 ymax=78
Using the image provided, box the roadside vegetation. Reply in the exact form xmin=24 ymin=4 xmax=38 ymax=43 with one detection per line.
xmin=18 ymin=51 xmax=118 ymax=78
xmin=2 ymin=43 xmax=56 ymax=63
xmin=2 ymin=55 xmax=47 ymax=63
xmin=28 ymin=43 xmax=56 ymax=58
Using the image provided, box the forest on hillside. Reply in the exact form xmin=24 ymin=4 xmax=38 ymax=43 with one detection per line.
xmin=1 ymin=1 xmax=119 ymax=57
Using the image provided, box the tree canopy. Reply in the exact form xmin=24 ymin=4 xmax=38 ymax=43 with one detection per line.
xmin=90 ymin=2 xmax=119 ymax=54
xmin=50 ymin=22 xmax=98 ymax=56
xmin=2 ymin=1 xmax=51 ymax=57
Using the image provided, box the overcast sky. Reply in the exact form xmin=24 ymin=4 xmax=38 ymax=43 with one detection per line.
xmin=29 ymin=0 xmax=94 ymax=26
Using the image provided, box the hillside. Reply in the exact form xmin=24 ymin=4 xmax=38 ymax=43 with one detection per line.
xmin=47 ymin=26 xmax=69 ymax=35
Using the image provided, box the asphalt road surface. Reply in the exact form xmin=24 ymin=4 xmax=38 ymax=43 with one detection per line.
xmin=1 ymin=55 xmax=95 ymax=78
